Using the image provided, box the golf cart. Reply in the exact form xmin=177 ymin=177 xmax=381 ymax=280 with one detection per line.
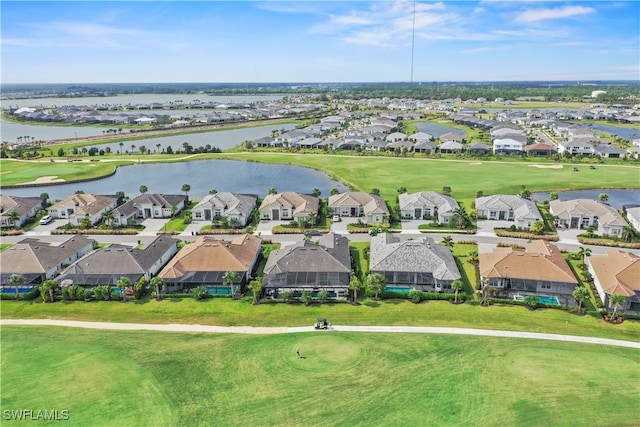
xmin=314 ymin=318 xmax=330 ymax=330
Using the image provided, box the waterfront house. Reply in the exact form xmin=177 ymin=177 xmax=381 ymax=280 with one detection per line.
xmin=48 ymin=193 xmax=118 ymax=226
xmin=398 ymin=191 xmax=459 ymax=223
xmin=112 ymin=193 xmax=186 ymax=226
xmin=0 ymin=195 xmax=43 ymax=228
xmin=328 ymin=192 xmax=389 ymax=224
xmin=476 ymin=195 xmax=542 ymax=228
xmin=369 ymin=234 xmax=460 ymax=292
xmin=259 ymin=192 xmax=319 ymax=222
xmin=262 ymin=232 xmax=351 ymax=299
xmin=550 ymin=199 xmax=626 ymax=237
xmin=626 ymin=207 xmax=640 ymax=233
xmin=158 ymin=234 xmax=261 ymax=295
xmin=192 ymin=192 xmax=257 ymax=226
xmin=439 ymin=132 xmax=465 ymax=143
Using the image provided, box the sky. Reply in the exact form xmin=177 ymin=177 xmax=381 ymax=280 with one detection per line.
xmin=1 ymin=1 xmax=638 ymax=83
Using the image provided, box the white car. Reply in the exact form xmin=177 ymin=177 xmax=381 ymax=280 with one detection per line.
xmin=39 ymin=215 xmax=53 ymax=225
xmin=332 ymin=215 xmax=341 ymax=223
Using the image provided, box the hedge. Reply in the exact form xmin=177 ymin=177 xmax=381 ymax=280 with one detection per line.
xmin=1 ymin=285 xmax=41 ymax=301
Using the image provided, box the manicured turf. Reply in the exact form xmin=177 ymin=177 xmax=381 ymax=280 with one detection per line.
xmin=3 ymin=297 xmax=639 ymax=342
xmin=0 ymin=159 xmax=126 ymax=186
xmin=2 ymin=327 xmax=638 ymax=426
xmin=216 ymin=152 xmax=639 ymax=202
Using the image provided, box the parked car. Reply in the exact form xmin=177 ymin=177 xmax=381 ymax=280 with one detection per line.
xmin=332 ymin=215 xmax=341 ymax=223
xmin=307 ymin=230 xmax=322 ymax=236
xmin=39 ymin=215 xmax=53 ymax=225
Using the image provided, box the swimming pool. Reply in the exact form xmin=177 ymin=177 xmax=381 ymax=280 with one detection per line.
xmin=207 ymin=287 xmax=232 ymax=295
xmin=514 ymin=294 xmax=560 ymax=305
xmin=385 ymin=286 xmax=412 ymax=293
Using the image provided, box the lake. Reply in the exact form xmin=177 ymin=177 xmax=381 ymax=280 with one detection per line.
xmin=414 ymin=122 xmax=466 ymax=138
xmin=532 ymin=189 xmax=640 ymax=210
xmin=590 ymin=124 xmax=640 ymax=141
xmin=1 ymin=159 xmax=348 ymax=200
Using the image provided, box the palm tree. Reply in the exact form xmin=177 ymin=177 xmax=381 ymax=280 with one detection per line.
xmin=101 ymin=210 xmax=115 ymax=228
xmin=598 ymin=193 xmax=609 ymax=204
xmin=39 ymin=192 xmax=49 ymax=208
xmin=365 ymin=273 xmax=385 ymax=300
xmin=150 ymin=276 xmax=163 ymax=301
xmin=577 ymin=246 xmax=592 ymax=265
xmin=40 ymin=279 xmax=58 ymax=303
xmin=468 ymin=250 xmax=479 ymax=265
xmin=8 ymin=274 xmax=25 ymax=301
xmin=139 ymin=185 xmax=148 ymax=194
xmin=441 ymin=235 xmax=454 ymax=248
xmin=480 ymin=277 xmax=490 ymax=306
xmin=348 ymin=276 xmax=362 ymax=304
xmin=609 ymin=293 xmax=625 ymax=322
xmin=268 ymin=187 xmax=277 ymax=195
xmin=308 ymin=212 xmax=317 ymax=226
xmin=156 ymin=143 xmax=161 ymax=153
xmin=130 ymin=144 xmax=136 ymax=153
xmin=452 ymin=207 xmax=470 ymax=228
xmin=181 ymin=184 xmax=191 ymax=202
xmin=7 ymin=210 xmax=20 ymax=228
xmin=223 ymin=271 xmax=241 ymax=299
xmin=249 ymin=277 xmax=262 ymax=305
xmin=208 ymin=189 xmax=218 ymax=195
xmin=119 ymin=142 xmax=124 ymax=155
xmin=572 ymin=286 xmax=589 ymax=315
xmin=311 ymin=188 xmax=321 ymax=197
xmin=451 ymin=280 xmax=464 ymax=303
xmin=621 ymin=226 xmax=637 ymax=243
xmin=117 ymin=276 xmax=131 ymax=302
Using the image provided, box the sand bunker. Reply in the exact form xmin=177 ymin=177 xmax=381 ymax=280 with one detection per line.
xmin=21 ymin=176 xmax=65 ymax=185
xmin=468 ymin=162 xmax=483 ymax=166
xmin=528 ymin=164 xmax=563 ymax=169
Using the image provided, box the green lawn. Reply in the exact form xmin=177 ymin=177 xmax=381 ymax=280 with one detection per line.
xmin=0 ymin=243 xmax=12 ymax=250
xmin=2 ymin=327 xmax=638 ymax=426
xmin=0 ymin=159 xmax=127 ymax=186
xmin=3 ymin=297 xmax=639 ymax=342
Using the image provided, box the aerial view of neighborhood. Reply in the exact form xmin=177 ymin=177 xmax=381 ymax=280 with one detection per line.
xmin=1 ymin=1 xmax=639 ymax=426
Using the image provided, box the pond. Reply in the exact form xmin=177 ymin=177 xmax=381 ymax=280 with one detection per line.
xmin=1 ymin=159 xmax=348 ymax=201
xmin=414 ymin=122 xmax=466 ymax=138
xmin=590 ymin=124 xmax=640 ymax=141
xmin=532 ymin=189 xmax=640 ymax=210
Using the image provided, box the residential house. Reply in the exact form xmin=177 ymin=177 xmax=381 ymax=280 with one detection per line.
xmin=192 ymin=192 xmax=257 ymax=226
xmin=413 ymin=140 xmax=438 ymax=153
xmin=550 ymin=199 xmax=626 ymax=237
xmin=525 ymin=144 xmax=557 ymax=156
xmin=408 ymin=132 xmax=433 ymax=143
xmin=262 ymin=232 xmax=351 ymax=299
xmin=259 ymin=192 xmax=319 ymax=222
xmin=328 ymin=192 xmax=389 ymax=224
xmin=111 ymin=193 xmax=186 ymax=226
xmin=595 ymin=144 xmax=625 ymax=158
xmin=0 ymin=235 xmax=94 ymax=289
xmin=439 ymin=132 xmax=465 ymax=143
xmin=493 ymin=138 xmax=524 ymax=155
xmin=480 ymin=240 xmax=578 ymax=301
xmin=466 ymin=142 xmax=491 ymax=155
xmin=439 ymin=141 xmax=464 ymax=154
xmin=626 ymin=207 xmax=640 ymax=233
xmin=398 ymin=191 xmax=459 ymax=223
xmin=385 ymin=132 xmax=407 ymax=142
xmin=48 ymin=193 xmax=118 ymax=226
xmin=159 ymin=234 xmax=261 ymax=295
xmin=557 ymin=140 xmax=596 ymax=156
xmin=56 ymin=235 xmax=178 ymax=288
xmin=0 ymin=195 xmax=43 ymax=228
xmin=370 ymin=234 xmax=461 ymax=292
xmin=587 ymin=250 xmax=640 ymax=314
xmin=476 ymin=195 xmax=542 ymax=228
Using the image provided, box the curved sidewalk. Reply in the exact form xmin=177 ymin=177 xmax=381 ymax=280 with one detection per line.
xmin=2 ymin=319 xmax=639 ymax=349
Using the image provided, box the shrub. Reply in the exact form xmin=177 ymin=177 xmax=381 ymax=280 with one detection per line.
xmin=193 ymin=286 xmax=207 ymax=300
xmin=409 ymin=290 xmax=423 ymax=303
xmin=300 ymin=290 xmax=313 ymax=306
xmin=283 ymin=291 xmax=295 ymax=303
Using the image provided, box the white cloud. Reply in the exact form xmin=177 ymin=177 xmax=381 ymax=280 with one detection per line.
xmin=514 ymin=5 xmax=595 ymax=23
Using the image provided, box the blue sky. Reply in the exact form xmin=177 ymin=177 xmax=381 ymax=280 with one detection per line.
xmin=1 ymin=1 xmax=638 ymax=83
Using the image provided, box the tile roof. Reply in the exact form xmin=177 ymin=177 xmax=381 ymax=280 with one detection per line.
xmin=369 ymin=234 xmax=460 ymax=280
xmin=160 ymin=234 xmax=261 ymax=279
xmin=550 ymin=199 xmax=626 ymax=228
xmin=588 ymin=250 xmax=640 ymax=297
xmin=259 ymin=192 xmax=319 ymax=218
xmin=263 ymin=232 xmax=350 ymax=275
xmin=480 ymin=240 xmax=577 ymax=284
xmin=328 ymin=192 xmax=389 ymax=216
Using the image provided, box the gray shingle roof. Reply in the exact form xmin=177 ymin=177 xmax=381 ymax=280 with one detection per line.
xmin=369 ymin=234 xmax=460 ymax=281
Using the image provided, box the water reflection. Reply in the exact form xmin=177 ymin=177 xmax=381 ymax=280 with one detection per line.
xmin=1 ymin=159 xmax=348 ymax=200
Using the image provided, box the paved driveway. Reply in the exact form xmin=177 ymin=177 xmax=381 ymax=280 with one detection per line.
xmin=331 ymin=217 xmax=360 ymax=234
xmin=24 ymin=218 xmax=63 ymax=236
xmin=476 ymin=219 xmax=512 ymax=237
xmin=255 ymin=220 xmax=288 ymax=236
xmin=138 ymin=218 xmax=170 ymax=236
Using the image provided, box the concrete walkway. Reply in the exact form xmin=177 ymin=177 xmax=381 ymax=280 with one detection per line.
xmin=1 ymin=319 xmax=638 ymax=349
